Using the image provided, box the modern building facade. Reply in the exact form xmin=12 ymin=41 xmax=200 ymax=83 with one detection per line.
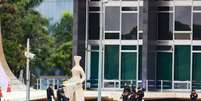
xmin=73 ymin=0 xmax=201 ymax=91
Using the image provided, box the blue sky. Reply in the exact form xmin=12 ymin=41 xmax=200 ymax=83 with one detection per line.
xmin=35 ymin=0 xmax=73 ymax=23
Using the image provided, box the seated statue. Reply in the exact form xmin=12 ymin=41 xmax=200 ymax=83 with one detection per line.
xmin=63 ymin=56 xmax=86 ymax=101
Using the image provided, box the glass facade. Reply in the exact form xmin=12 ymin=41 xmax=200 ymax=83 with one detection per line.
xmin=193 ymin=53 xmax=201 ymax=81
xmin=121 ymin=53 xmax=137 ymax=80
xmin=193 ymin=13 xmax=201 ymax=40
xmin=139 ymin=7 xmax=143 ymax=32
xmin=104 ymin=45 xmax=119 ymax=80
xmin=121 ymin=46 xmax=137 ymax=80
xmin=85 ymin=0 xmax=201 ymax=90
xmin=122 ymin=13 xmax=138 ymax=40
xmin=105 ymin=7 xmax=120 ymax=31
xmin=158 ymin=13 xmax=173 ymax=40
xmin=174 ymin=46 xmax=190 ymax=81
xmin=175 ymin=6 xmax=191 ymax=31
xmin=192 ymin=46 xmax=201 ymax=89
xmin=88 ymin=13 xmax=100 ymax=40
xmin=157 ymin=52 xmax=172 ymax=80
xmin=90 ymin=46 xmax=99 ymax=80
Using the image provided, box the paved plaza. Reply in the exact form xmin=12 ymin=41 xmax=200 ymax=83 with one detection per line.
xmin=0 ymin=90 xmax=197 ymax=101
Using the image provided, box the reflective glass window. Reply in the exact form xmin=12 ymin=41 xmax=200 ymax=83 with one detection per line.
xmin=193 ymin=6 xmax=201 ymax=11
xmin=193 ymin=53 xmax=201 ymax=81
xmin=90 ymin=52 xmax=99 ymax=80
xmin=91 ymin=46 xmax=99 ymax=50
xmin=157 ymin=52 xmax=172 ymax=80
xmin=158 ymin=13 xmax=173 ymax=40
xmin=174 ymin=33 xmax=191 ymax=40
xmin=104 ymin=45 xmax=119 ymax=79
xmin=139 ymin=32 xmax=143 ymax=39
xmin=89 ymin=13 xmax=100 ymax=40
xmin=138 ymin=46 xmax=142 ymax=80
xmin=105 ymin=7 xmax=120 ymax=31
xmin=193 ymin=13 xmax=201 ymax=40
xmin=158 ymin=7 xmax=173 ymax=11
xmin=89 ymin=7 xmax=100 ymax=11
xmin=175 ymin=6 xmax=191 ymax=31
xmin=122 ymin=7 xmax=137 ymax=11
xmin=122 ymin=0 xmax=138 ymax=1
xmin=139 ymin=6 xmax=143 ymax=31
xmin=193 ymin=46 xmax=201 ymax=50
xmin=174 ymin=46 xmax=190 ymax=80
xmin=156 ymin=46 xmax=172 ymax=51
xmin=105 ymin=33 xmax=119 ymax=39
xmin=159 ymin=0 xmax=173 ymax=1
xmin=193 ymin=53 xmax=201 ymax=89
xmin=121 ymin=53 xmax=137 ymax=80
xmin=90 ymin=46 xmax=99 ymax=87
xmin=122 ymin=13 xmax=137 ymax=40
xmin=122 ymin=46 xmax=137 ymax=50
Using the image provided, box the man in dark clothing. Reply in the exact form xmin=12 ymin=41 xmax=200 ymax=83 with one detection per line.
xmin=47 ymin=84 xmax=55 ymax=101
xmin=57 ymin=85 xmax=69 ymax=101
xmin=136 ymin=87 xmax=144 ymax=101
xmin=121 ymin=89 xmax=130 ymax=101
xmin=120 ymin=83 xmax=131 ymax=101
xmin=190 ymin=89 xmax=198 ymax=101
xmin=129 ymin=88 xmax=137 ymax=101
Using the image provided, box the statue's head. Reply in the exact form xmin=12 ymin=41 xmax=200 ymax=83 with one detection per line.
xmin=74 ymin=55 xmax=81 ymax=65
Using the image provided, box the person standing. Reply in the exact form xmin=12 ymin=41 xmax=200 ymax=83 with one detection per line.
xmin=190 ymin=89 xmax=198 ymax=101
xmin=129 ymin=87 xmax=137 ymax=101
xmin=120 ymin=84 xmax=130 ymax=101
xmin=136 ymin=87 xmax=144 ymax=101
xmin=47 ymin=84 xmax=55 ymax=101
xmin=57 ymin=85 xmax=69 ymax=101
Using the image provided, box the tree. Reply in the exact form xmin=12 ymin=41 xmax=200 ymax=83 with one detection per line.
xmin=0 ymin=0 xmax=53 ymax=76
xmin=49 ymin=12 xmax=73 ymax=76
xmin=0 ymin=1 xmax=73 ymax=77
xmin=52 ymin=12 xmax=73 ymax=45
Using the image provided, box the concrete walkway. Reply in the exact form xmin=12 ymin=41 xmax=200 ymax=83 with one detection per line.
xmin=85 ymin=91 xmax=194 ymax=101
xmin=0 ymin=90 xmax=195 ymax=101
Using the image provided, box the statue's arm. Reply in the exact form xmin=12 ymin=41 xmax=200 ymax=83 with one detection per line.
xmin=80 ymin=68 xmax=86 ymax=83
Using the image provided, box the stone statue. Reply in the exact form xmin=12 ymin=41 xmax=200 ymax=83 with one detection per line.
xmin=63 ymin=56 xmax=86 ymax=101
xmin=18 ymin=69 xmax=24 ymax=84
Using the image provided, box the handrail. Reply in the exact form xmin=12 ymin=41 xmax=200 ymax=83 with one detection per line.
xmin=35 ymin=79 xmax=201 ymax=92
